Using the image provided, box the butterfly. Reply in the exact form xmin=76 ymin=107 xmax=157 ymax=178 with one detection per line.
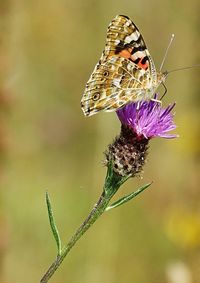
xmin=81 ymin=15 xmax=167 ymax=117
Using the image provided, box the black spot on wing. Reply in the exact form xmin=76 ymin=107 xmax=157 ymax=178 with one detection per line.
xmin=133 ymin=58 xmax=140 ymax=64
xmin=115 ymin=42 xmax=145 ymax=54
xmin=141 ymin=56 xmax=148 ymax=64
xmin=131 ymin=46 xmax=146 ymax=54
xmin=115 ymin=40 xmax=125 ymax=54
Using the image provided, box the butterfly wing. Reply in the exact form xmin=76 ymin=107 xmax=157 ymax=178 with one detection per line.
xmin=105 ymin=15 xmax=156 ymax=75
xmin=81 ymin=15 xmax=158 ymax=116
xmin=82 ymin=56 xmax=151 ymax=116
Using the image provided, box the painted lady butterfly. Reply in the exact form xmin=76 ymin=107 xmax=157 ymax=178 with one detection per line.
xmin=81 ymin=15 xmax=167 ymax=117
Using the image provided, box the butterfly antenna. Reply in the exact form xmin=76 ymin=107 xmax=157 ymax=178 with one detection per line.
xmin=167 ymin=65 xmax=200 ymax=74
xmin=159 ymin=34 xmax=175 ymax=72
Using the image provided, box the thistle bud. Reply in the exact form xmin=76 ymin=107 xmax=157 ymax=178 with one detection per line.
xmin=106 ymin=125 xmax=148 ymax=177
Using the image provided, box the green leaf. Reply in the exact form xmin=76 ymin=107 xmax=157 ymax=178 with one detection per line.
xmin=105 ymin=182 xmax=152 ymax=211
xmin=46 ymin=191 xmax=62 ymax=255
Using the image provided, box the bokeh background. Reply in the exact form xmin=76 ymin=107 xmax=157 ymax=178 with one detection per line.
xmin=0 ymin=1 xmax=199 ymax=283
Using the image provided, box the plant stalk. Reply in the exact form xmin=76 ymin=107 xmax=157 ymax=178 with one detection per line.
xmin=40 ymin=165 xmax=124 ymax=283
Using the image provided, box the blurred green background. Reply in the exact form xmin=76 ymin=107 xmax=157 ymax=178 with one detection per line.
xmin=0 ymin=1 xmax=199 ymax=283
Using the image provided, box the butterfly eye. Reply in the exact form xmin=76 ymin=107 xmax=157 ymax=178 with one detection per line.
xmin=92 ymin=93 xmax=100 ymax=101
xmin=103 ymin=70 xmax=109 ymax=77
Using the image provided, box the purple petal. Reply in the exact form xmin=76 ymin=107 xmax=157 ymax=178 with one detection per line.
xmin=117 ymin=96 xmax=178 ymax=139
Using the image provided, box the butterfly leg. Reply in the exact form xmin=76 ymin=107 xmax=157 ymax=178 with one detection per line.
xmin=151 ymin=82 xmax=168 ymax=105
xmin=160 ymin=82 xmax=168 ymax=100
xmin=150 ymin=98 xmax=162 ymax=106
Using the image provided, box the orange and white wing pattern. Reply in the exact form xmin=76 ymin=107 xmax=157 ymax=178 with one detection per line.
xmin=81 ymin=15 xmax=160 ymax=117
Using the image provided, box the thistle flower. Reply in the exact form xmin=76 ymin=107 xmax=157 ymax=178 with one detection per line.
xmin=106 ymin=96 xmax=178 ymax=177
xmin=117 ymin=97 xmax=178 ymax=139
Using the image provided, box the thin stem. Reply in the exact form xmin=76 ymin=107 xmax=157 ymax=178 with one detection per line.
xmin=40 ymin=162 xmax=131 ymax=283
xmin=40 ymin=165 xmax=123 ymax=283
xmin=40 ymin=192 xmax=109 ymax=283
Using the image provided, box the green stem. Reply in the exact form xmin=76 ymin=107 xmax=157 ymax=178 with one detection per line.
xmin=40 ymin=165 xmax=125 ymax=283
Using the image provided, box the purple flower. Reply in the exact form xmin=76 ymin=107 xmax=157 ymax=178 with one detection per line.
xmin=117 ymin=96 xmax=178 ymax=139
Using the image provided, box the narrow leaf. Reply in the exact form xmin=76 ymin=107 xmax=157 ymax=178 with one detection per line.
xmin=46 ymin=191 xmax=62 ymax=255
xmin=106 ymin=182 xmax=152 ymax=211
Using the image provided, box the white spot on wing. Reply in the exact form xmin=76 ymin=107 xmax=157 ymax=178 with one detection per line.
xmin=113 ymin=78 xmax=121 ymax=88
xmin=115 ymin=39 xmax=120 ymax=45
xmin=125 ymin=20 xmax=131 ymax=27
xmin=125 ymin=31 xmax=140 ymax=43
xmin=110 ymin=57 xmax=117 ymax=63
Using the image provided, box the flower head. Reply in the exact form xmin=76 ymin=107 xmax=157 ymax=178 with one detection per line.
xmin=106 ymin=96 xmax=178 ymax=177
xmin=117 ymin=96 xmax=178 ymax=139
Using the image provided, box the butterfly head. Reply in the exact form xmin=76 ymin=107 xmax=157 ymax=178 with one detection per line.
xmin=157 ymin=71 xmax=168 ymax=85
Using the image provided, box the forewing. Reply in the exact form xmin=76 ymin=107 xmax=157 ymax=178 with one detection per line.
xmin=105 ymin=15 xmax=157 ymax=78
